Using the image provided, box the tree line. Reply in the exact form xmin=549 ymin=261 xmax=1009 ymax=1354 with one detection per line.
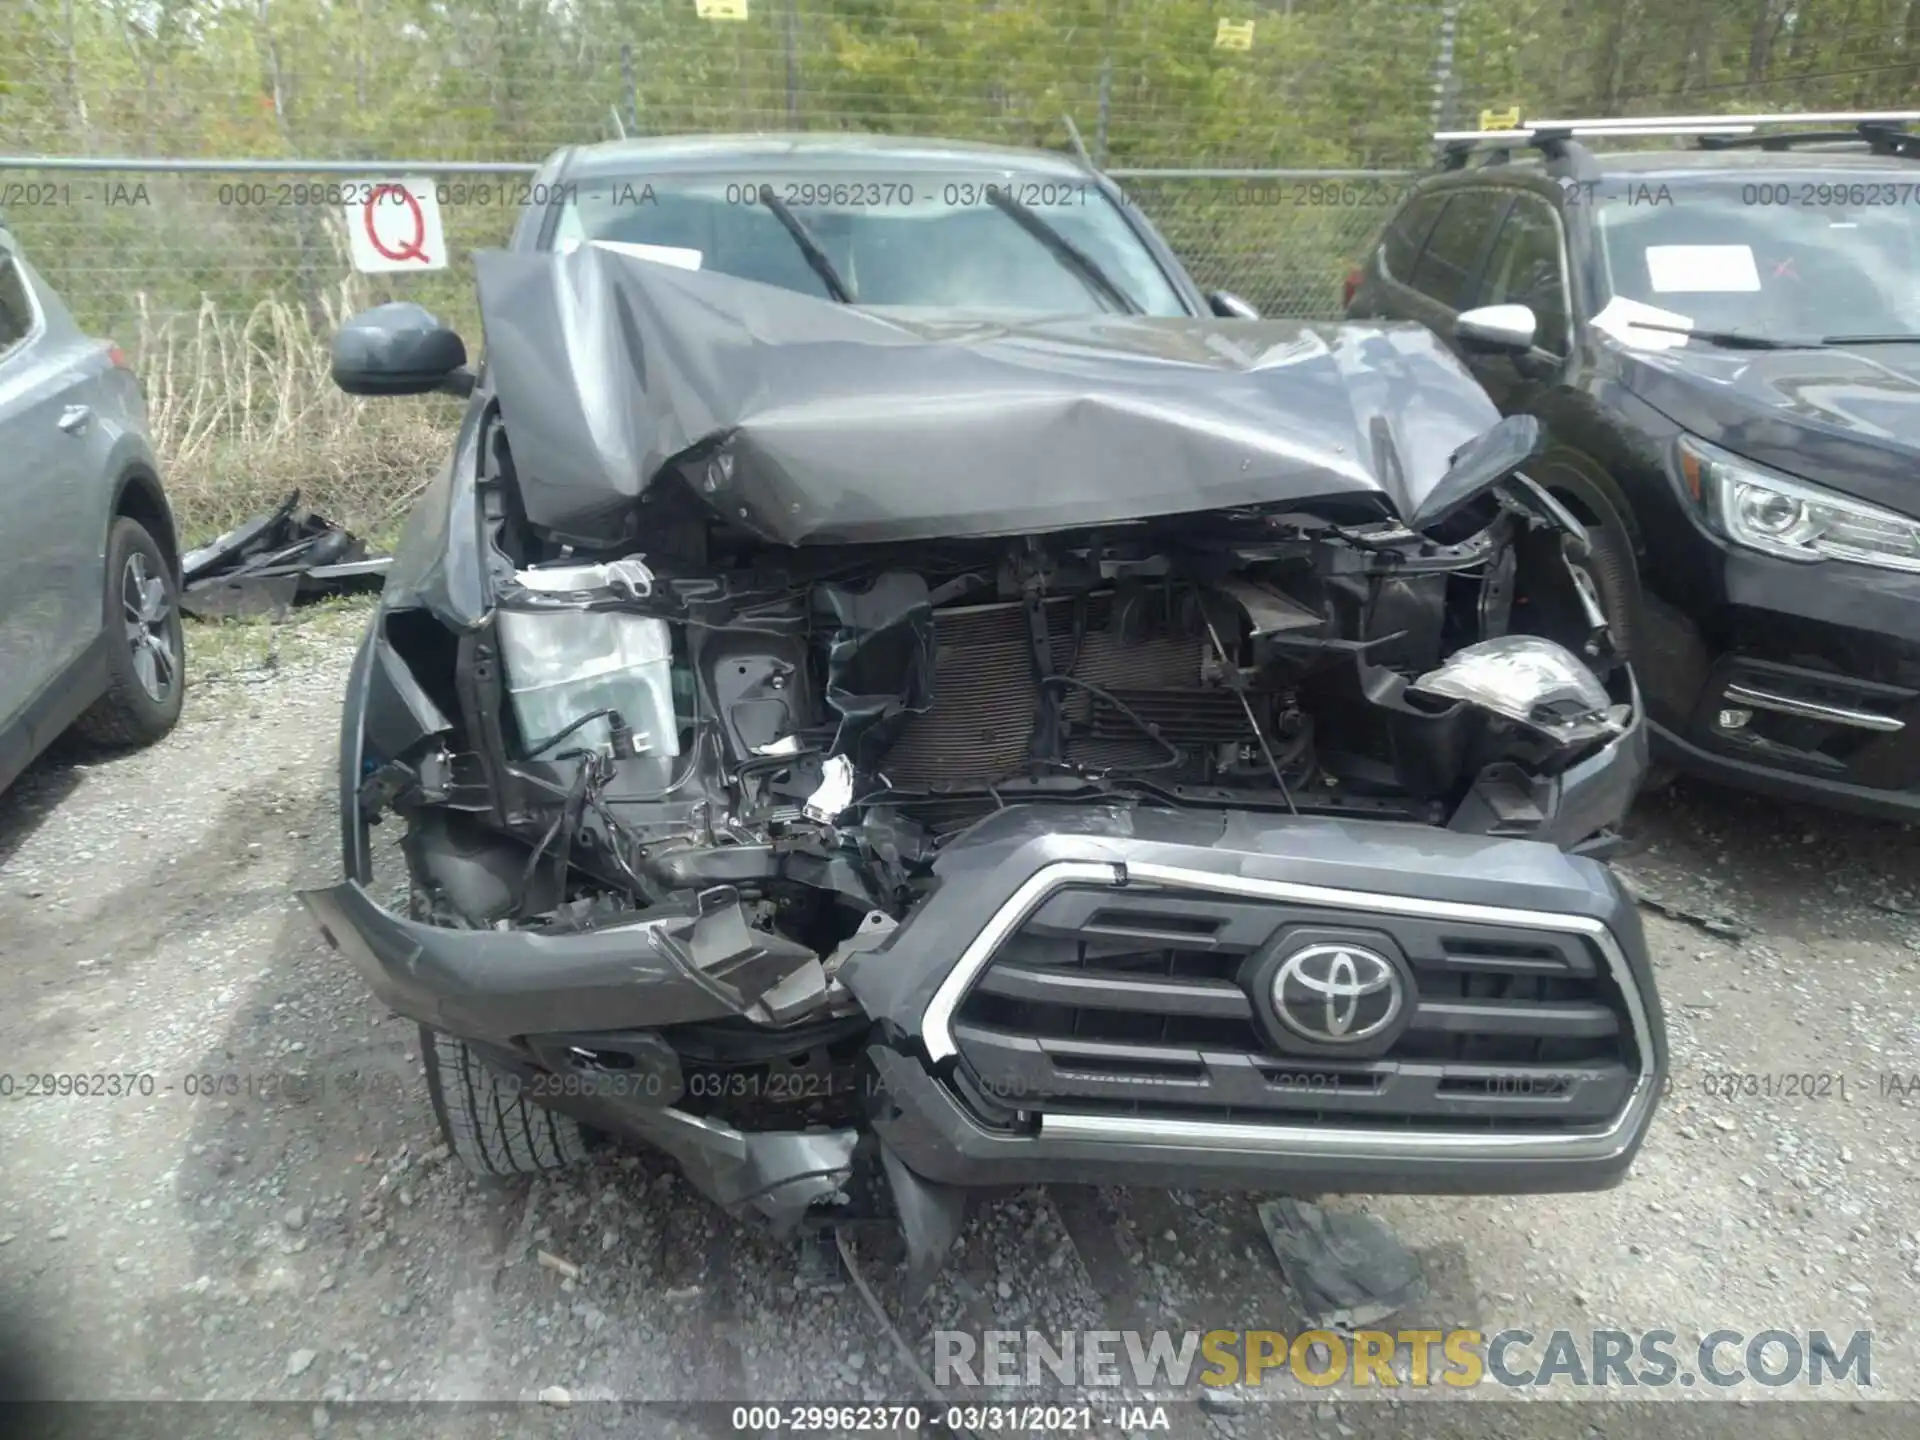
xmin=3 ymin=0 xmax=1917 ymax=334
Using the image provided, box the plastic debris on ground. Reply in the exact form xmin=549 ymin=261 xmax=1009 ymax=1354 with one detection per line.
xmin=1255 ymin=1198 xmax=1429 ymax=1330
xmin=178 ymin=488 xmax=391 ymax=620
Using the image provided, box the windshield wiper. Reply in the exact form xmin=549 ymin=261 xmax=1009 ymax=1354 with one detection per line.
xmin=1619 ymin=319 xmax=1811 ymax=351
xmin=1820 ymin=333 xmax=1920 ymax=345
xmin=756 ymin=184 xmax=854 ymax=303
xmin=984 ymin=188 xmax=1140 ymax=314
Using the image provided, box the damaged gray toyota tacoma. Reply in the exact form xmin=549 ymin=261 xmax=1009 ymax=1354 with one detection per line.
xmin=301 ymin=136 xmax=1667 ymax=1282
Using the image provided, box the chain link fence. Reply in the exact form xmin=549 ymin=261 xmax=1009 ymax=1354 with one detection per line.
xmin=2 ymin=162 xmax=528 ymax=539
xmin=1114 ymin=171 xmax=1410 ymax=315
xmin=0 ymin=158 xmax=1409 ymax=537
xmin=6 ymin=0 xmax=1918 ymax=536
xmin=3 ymin=162 xmax=1410 ymax=334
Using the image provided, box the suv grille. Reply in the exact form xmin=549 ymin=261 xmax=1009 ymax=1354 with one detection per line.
xmin=950 ymin=881 xmax=1642 ymax=1131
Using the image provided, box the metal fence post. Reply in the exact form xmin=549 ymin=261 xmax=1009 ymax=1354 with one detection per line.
xmin=785 ymin=0 xmax=801 ymax=125
xmin=1096 ymin=55 xmax=1113 ymax=168
xmin=622 ymin=43 xmax=640 ymax=135
xmin=1429 ymin=1 xmax=1461 ymax=141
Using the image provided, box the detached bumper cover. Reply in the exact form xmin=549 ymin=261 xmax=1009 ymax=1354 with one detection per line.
xmin=304 ymin=804 xmax=1665 ymax=1198
xmin=1449 ymin=671 xmax=1647 ymax=851
xmin=300 ymin=883 xmax=765 ymax=1040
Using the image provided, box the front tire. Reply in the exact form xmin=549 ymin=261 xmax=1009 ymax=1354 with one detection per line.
xmin=75 ymin=517 xmax=185 ymax=747
xmin=419 ymin=1026 xmax=589 ymax=1177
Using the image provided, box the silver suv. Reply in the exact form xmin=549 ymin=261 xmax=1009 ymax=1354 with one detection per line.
xmin=0 ymin=221 xmax=184 ymax=794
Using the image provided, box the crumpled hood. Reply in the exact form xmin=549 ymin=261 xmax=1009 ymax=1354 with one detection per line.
xmin=473 ymin=243 xmax=1502 ymax=546
xmin=1612 ymin=339 xmax=1920 ymax=515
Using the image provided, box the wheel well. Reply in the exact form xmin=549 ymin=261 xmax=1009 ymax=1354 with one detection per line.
xmin=1538 ymin=452 xmax=1642 ymax=556
xmin=113 ymin=470 xmax=180 ymax=582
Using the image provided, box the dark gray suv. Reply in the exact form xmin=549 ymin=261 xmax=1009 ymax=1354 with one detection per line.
xmin=0 ymin=221 xmax=184 ymax=795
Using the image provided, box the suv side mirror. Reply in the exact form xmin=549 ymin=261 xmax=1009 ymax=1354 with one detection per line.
xmin=332 ymin=302 xmax=473 ymax=397
xmin=1207 ymin=290 xmax=1260 ymax=320
xmin=1455 ymin=303 xmax=1537 ymax=355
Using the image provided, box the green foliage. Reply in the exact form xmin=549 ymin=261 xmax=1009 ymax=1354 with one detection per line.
xmin=7 ymin=0 xmax=1916 ymax=533
xmin=6 ymin=1 xmax=1919 ymax=338
xmin=14 ymin=2 xmax=1912 ymax=168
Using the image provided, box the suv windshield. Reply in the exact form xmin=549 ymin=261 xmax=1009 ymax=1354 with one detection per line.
xmin=1592 ymin=177 xmax=1920 ymax=344
xmin=551 ymin=173 xmax=1188 ymax=316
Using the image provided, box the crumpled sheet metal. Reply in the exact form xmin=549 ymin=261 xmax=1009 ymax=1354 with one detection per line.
xmin=471 ymin=244 xmax=1503 ymax=548
xmin=179 ymin=489 xmax=390 ymax=619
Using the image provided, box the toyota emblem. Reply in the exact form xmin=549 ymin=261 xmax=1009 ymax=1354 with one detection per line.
xmin=1270 ymin=943 xmax=1405 ymax=1045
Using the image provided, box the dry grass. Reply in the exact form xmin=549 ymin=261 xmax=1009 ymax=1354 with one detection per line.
xmin=131 ymin=280 xmax=460 ymax=544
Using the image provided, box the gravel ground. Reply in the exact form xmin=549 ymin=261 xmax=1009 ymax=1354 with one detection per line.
xmin=2 ymin=609 xmax=1917 ymax=1440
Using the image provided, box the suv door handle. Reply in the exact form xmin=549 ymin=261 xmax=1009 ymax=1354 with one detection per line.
xmin=57 ymin=404 xmax=93 ymax=434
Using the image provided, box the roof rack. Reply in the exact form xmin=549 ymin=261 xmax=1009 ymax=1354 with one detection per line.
xmin=1432 ymin=124 xmax=1665 ymax=181
xmin=1434 ymin=111 xmax=1920 ymax=167
xmin=1695 ymin=119 xmax=1920 ymax=159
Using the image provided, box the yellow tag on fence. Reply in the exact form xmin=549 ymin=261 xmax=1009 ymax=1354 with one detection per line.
xmin=1215 ymin=20 xmax=1255 ymax=52
xmin=1479 ymin=106 xmax=1522 ymax=130
xmin=696 ymin=0 xmax=749 ymax=20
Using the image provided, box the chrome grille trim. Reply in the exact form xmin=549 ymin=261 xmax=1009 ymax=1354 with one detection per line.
xmin=920 ymin=858 xmax=1655 ymax=1147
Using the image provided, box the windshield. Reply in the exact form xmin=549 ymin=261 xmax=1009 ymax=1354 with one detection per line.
xmin=1592 ymin=178 xmax=1920 ymax=344
xmin=550 ymin=173 xmax=1188 ymax=316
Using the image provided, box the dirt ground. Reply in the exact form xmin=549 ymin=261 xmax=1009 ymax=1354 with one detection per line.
xmin=1 ymin=607 xmax=1917 ymax=1440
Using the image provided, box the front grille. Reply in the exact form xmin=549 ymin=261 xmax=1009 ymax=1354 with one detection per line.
xmin=950 ymin=882 xmax=1642 ymax=1131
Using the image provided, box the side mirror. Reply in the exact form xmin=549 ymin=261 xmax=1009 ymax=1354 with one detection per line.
xmin=1207 ymin=290 xmax=1260 ymax=320
xmin=331 ymin=302 xmax=471 ymax=397
xmin=1455 ymin=303 xmax=1537 ymax=355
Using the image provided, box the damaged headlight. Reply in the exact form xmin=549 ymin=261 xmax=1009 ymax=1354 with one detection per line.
xmin=1678 ymin=435 xmax=1920 ymax=573
xmin=495 ymin=560 xmax=681 ymax=759
xmin=1412 ymin=637 xmax=1623 ymax=746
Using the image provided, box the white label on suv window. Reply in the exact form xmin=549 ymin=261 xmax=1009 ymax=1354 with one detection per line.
xmin=1644 ymin=244 xmax=1761 ymax=293
xmin=590 ymin=240 xmax=703 ymax=270
xmin=1591 ymin=296 xmax=1695 ymax=351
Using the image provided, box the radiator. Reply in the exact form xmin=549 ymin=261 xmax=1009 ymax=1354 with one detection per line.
xmin=877 ymin=591 xmax=1237 ymax=788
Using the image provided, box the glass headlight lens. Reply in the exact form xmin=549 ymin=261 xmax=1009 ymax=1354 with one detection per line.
xmin=1679 ymin=435 xmax=1920 ymax=572
xmin=1411 ymin=637 xmax=1623 ymax=745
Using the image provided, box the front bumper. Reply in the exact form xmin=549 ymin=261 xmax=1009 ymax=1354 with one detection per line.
xmin=1448 ymin=671 xmax=1647 ymax=855
xmin=302 ymin=803 xmax=1667 ymax=1212
xmin=1641 ymin=546 xmax=1920 ymax=819
xmin=844 ymin=806 xmax=1664 ymax=1195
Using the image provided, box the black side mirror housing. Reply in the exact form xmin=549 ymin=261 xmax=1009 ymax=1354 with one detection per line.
xmin=332 ymin=302 xmax=470 ymax=397
xmin=1207 ymin=290 xmax=1260 ymax=320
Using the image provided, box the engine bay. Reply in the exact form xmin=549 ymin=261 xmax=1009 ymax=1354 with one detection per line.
xmin=369 ymin=457 xmax=1631 ymax=947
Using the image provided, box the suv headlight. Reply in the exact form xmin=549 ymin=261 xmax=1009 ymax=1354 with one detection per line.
xmin=1678 ymin=435 xmax=1920 ymax=572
